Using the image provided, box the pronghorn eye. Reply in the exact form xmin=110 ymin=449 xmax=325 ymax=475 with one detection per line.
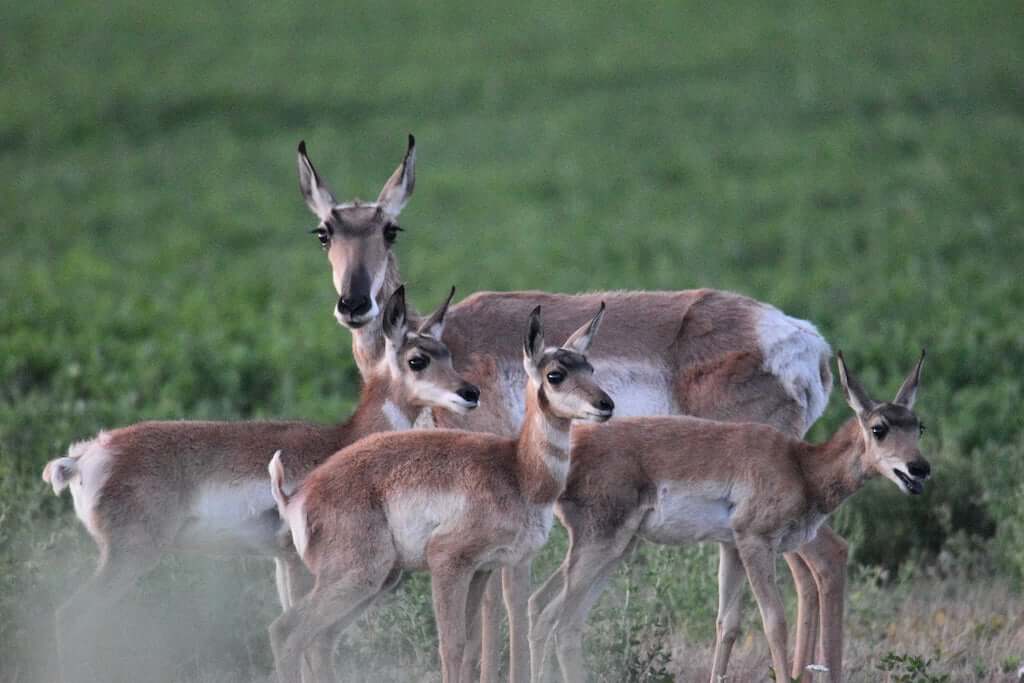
xmin=383 ymin=223 xmax=402 ymax=244
xmin=312 ymin=227 xmax=330 ymax=248
xmin=546 ymin=370 xmax=565 ymax=385
xmin=408 ymin=356 xmax=429 ymax=371
xmin=871 ymin=424 xmax=888 ymax=440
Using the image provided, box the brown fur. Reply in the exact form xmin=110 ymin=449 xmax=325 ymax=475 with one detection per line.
xmin=269 ymin=308 xmax=612 ymax=683
xmin=529 ymin=353 xmax=929 ymax=683
xmin=296 ymin=139 xmax=836 ymax=681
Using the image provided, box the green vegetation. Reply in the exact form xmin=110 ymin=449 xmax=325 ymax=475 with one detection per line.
xmin=1 ymin=0 xmax=1021 ymax=680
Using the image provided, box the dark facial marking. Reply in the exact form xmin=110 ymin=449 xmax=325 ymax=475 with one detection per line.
xmin=408 ymin=335 xmax=451 ymax=360
xmin=547 ymin=349 xmax=593 ymax=373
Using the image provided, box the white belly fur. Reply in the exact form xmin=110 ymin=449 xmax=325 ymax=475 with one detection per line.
xmin=640 ymin=481 xmax=737 ymax=545
xmin=497 ymin=359 xmax=676 ymax=427
xmin=174 ymin=480 xmax=280 ymax=554
xmin=386 ymin=490 xmax=468 ymax=568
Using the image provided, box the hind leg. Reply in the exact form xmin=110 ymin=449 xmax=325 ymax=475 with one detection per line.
xmin=57 ymin=543 xmax=161 ymax=683
xmin=270 ymin=566 xmax=392 ymax=683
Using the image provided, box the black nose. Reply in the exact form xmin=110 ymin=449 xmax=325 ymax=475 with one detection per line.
xmin=337 ymin=295 xmax=371 ymax=317
xmin=907 ymin=459 xmax=931 ymax=479
xmin=596 ymin=396 xmax=615 ymax=413
xmin=456 ymin=386 xmax=480 ymax=404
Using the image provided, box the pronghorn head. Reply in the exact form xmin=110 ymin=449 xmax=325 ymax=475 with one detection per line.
xmin=523 ymin=304 xmax=615 ymax=422
xmin=380 ymin=285 xmax=479 ymax=415
xmin=297 ymin=136 xmax=415 ymax=329
xmin=837 ymin=350 xmax=930 ymax=495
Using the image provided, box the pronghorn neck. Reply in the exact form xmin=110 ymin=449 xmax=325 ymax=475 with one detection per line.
xmin=332 ymin=370 xmax=417 ymax=445
xmin=800 ymin=418 xmax=870 ymax=513
xmin=515 ymin=382 xmax=573 ymax=504
xmin=350 ymin=253 xmax=404 ymax=376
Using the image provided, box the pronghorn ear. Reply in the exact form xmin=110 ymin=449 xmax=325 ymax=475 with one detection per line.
xmin=836 ymin=351 xmax=877 ymax=418
xmin=377 ymin=134 xmax=416 ymax=218
xmin=562 ymin=302 xmax=605 ymax=355
xmin=297 ymin=141 xmax=336 ymax=220
xmin=894 ymin=349 xmax=925 ymax=408
xmin=524 ymin=305 xmax=545 ymax=366
xmin=417 ymin=286 xmax=455 ymax=340
xmin=381 ymin=285 xmax=409 ymax=347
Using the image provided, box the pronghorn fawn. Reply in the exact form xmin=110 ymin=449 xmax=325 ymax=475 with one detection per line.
xmin=296 ymin=137 xmax=843 ymax=682
xmin=267 ymin=304 xmax=614 ymax=683
xmin=529 ymin=350 xmax=929 ymax=683
xmin=41 ymin=286 xmax=478 ymax=683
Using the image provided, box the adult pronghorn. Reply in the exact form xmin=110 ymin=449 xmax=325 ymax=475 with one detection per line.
xmin=41 ymin=287 xmax=478 ymax=683
xmin=296 ymin=137 xmax=840 ymax=680
xmin=529 ymin=350 xmax=929 ymax=682
xmin=268 ymin=304 xmax=613 ymax=683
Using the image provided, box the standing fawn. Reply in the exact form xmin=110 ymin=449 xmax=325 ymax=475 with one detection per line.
xmin=529 ymin=350 xmax=929 ymax=682
xmin=296 ymin=137 xmax=843 ymax=682
xmin=267 ymin=304 xmax=614 ymax=683
xmin=41 ymin=286 xmax=478 ymax=683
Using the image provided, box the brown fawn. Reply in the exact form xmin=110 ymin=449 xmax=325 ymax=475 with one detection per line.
xmin=41 ymin=286 xmax=478 ymax=683
xmin=267 ymin=304 xmax=613 ymax=683
xmin=529 ymin=350 xmax=929 ymax=682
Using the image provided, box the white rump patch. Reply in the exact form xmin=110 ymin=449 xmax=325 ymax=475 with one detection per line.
xmin=756 ymin=305 xmax=832 ymax=433
xmin=64 ymin=434 xmax=114 ymax=540
xmin=385 ymin=490 xmax=467 ymax=568
xmin=287 ymin=494 xmax=310 ymax=560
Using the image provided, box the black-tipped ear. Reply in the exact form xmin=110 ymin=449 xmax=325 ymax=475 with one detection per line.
xmin=382 ymin=285 xmax=408 ymax=344
xmin=836 ymin=351 xmax=877 ymax=418
xmin=563 ymin=302 xmax=606 ymax=355
xmin=297 ymin=141 xmax=336 ymax=219
xmin=377 ymin=134 xmax=416 ymax=218
xmin=524 ymin=305 xmax=544 ymax=362
xmin=894 ymin=348 xmax=925 ymax=408
xmin=418 ymin=285 xmax=456 ymax=339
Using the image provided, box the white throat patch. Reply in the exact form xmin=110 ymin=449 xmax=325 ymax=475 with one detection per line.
xmin=382 ymin=400 xmax=413 ymax=430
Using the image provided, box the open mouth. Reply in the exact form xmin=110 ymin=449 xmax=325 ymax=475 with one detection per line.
xmin=894 ymin=469 xmax=925 ymax=495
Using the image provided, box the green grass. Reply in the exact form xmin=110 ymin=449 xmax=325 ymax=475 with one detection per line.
xmin=2 ymin=0 xmax=1023 ymax=680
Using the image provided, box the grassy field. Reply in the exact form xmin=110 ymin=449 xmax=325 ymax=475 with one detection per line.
xmin=2 ymin=0 xmax=1023 ymax=680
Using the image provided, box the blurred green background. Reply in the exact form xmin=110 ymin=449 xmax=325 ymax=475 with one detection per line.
xmin=2 ymin=0 xmax=1022 ymax=680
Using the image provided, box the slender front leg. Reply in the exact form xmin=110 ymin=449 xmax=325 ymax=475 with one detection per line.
xmin=432 ymin=566 xmax=475 ymax=683
xmin=529 ymin=554 xmax=571 ymax=683
xmin=799 ymin=526 xmax=848 ymax=683
xmin=479 ymin=574 xmax=503 ymax=683
xmin=459 ymin=570 xmax=494 ymax=682
xmin=709 ymin=544 xmax=746 ymax=683
xmin=503 ymin=561 xmax=532 ymax=683
xmin=784 ymin=551 xmax=820 ymax=679
xmin=737 ymin=538 xmax=791 ymax=682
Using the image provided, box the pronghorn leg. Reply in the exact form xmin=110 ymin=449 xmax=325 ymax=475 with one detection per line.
xmin=269 ymin=568 xmax=388 ymax=683
xmin=709 ymin=544 xmax=746 ymax=682
xmin=528 ymin=552 xmax=571 ymax=683
xmin=737 ymin=538 xmax=790 ymax=683
xmin=785 ymin=551 xmax=820 ymax=679
xmin=552 ymin=540 xmax=634 ymax=683
xmin=459 ymin=569 xmax=494 ymax=682
xmin=430 ymin=564 xmax=476 ymax=683
xmin=502 ymin=560 xmax=532 ymax=683
xmin=799 ymin=526 xmax=848 ymax=683
xmin=275 ymin=554 xmax=319 ymax=683
xmin=57 ymin=544 xmax=161 ymax=683
xmin=307 ymin=567 xmax=403 ymax=682
xmin=477 ymin=575 xmax=503 ymax=683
